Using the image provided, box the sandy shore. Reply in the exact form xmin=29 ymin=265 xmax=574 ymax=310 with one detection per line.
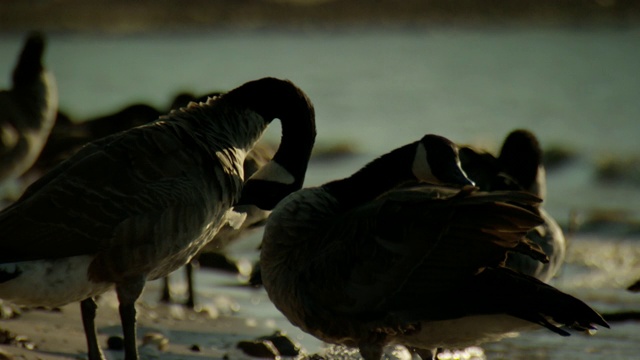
xmin=0 ymin=278 xmax=285 ymax=359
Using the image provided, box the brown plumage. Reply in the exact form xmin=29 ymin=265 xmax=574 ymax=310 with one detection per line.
xmin=0 ymin=77 xmax=316 ymax=360
xmin=459 ymin=129 xmax=565 ymax=283
xmin=24 ymin=91 xmax=222 ymax=182
xmin=260 ymin=134 xmax=607 ymax=360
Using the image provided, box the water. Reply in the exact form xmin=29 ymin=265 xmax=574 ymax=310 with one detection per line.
xmin=2 ymin=26 xmax=640 ymax=358
xmin=1 ymin=26 xmax=639 ymax=217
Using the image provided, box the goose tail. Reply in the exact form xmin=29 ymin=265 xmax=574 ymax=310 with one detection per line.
xmin=474 ymin=267 xmax=609 ymax=335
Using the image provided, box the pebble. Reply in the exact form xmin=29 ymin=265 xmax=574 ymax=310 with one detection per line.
xmin=257 ymin=331 xmax=302 ymax=356
xmin=107 ymin=335 xmax=124 ymax=350
xmin=0 ymin=329 xmax=35 ymax=350
xmin=236 ymin=339 xmax=279 ymax=358
xmin=142 ymin=332 xmax=169 ymax=351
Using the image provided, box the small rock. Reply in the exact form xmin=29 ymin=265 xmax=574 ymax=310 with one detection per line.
xmin=257 ymin=331 xmax=301 ymax=356
xmin=142 ymin=332 xmax=169 ymax=351
xmin=107 ymin=335 xmax=124 ymax=350
xmin=0 ymin=301 xmax=21 ymax=319
xmin=0 ymin=329 xmax=15 ymax=345
xmin=236 ymin=340 xmax=279 ymax=359
xmin=0 ymin=329 xmax=35 ymax=350
xmin=189 ymin=344 xmax=202 ymax=352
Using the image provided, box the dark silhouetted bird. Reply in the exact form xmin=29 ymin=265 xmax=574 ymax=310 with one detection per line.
xmin=0 ymin=77 xmax=316 ymax=360
xmin=260 ymin=134 xmax=607 ymax=360
xmin=459 ymin=129 xmax=565 ymax=283
xmin=0 ymin=32 xmax=57 ymax=199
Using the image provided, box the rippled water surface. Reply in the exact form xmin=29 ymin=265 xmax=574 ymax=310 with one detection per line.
xmin=1 ymin=26 xmax=640 ymax=359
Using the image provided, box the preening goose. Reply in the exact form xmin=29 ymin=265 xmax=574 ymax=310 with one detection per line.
xmin=460 ymin=129 xmax=565 ymax=283
xmin=0 ymin=77 xmax=316 ymax=360
xmin=0 ymin=32 xmax=57 ymax=191
xmin=20 ymin=88 xmax=260 ymax=308
xmin=260 ymin=134 xmax=607 ymax=360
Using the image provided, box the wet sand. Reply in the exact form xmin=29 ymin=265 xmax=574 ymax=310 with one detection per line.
xmin=1 ymin=231 xmax=640 ymax=359
xmin=0 ymin=269 xmax=305 ymax=359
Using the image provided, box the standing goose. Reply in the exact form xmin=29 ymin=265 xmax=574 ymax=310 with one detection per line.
xmin=260 ymin=134 xmax=607 ymax=360
xmin=0 ymin=77 xmax=316 ymax=360
xmin=19 ymin=87 xmax=264 ymax=308
xmin=0 ymin=32 xmax=57 ymax=193
xmin=460 ymin=129 xmax=565 ymax=283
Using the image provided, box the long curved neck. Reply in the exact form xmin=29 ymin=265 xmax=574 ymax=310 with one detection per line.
xmin=323 ymin=141 xmax=418 ymax=210
xmin=13 ymin=34 xmax=45 ymax=93
xmin=224 ymin=77 xmax=317 ymax=188
xmin=10 ymin=34 xmax=56 ymax=130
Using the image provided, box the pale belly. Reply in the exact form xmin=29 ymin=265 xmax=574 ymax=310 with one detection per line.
xmin=0 ymin=255 xmax=112 ymax=308
xmin=395 ymin=314 xmax=538 ymax=350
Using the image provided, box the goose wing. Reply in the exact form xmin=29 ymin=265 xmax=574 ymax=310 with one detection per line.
xmin=0 ymin=122 xmax=237 ymax=264
xmin=304 ymin=185 xmax=545 ymax=321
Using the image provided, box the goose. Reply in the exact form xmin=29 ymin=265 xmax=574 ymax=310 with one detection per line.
xmin=0 ymin=77 xmax=316 ymax=360
xmin=259 ymin=134 xmax=608 ymax=360
xmin=22 ymin=89 xmax=262 ymax=308
xmin=459 ymin=129 xmax=565 ymax=283
xmin=0 ymin=32 xmax=57 ymax=196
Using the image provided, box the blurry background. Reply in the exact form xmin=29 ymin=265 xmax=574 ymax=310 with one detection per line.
xmin=1 ymin=1 xmax=640 ymax=359
xmin=1 ymin=0 xmax=640 ymax=32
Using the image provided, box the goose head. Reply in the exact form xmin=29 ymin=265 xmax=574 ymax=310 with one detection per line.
xmin=12 ymin=32 xmax=46 ymax=87
xmin=412 ymin=134 xmax=475 ymax=187
xmin=233 ymin=78 xmax=317 ymax=210
xmin=498 ymin=129 xmax=545 ymax=197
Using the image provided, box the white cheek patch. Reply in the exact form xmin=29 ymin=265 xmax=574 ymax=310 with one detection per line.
xmin=248 ymin=160 xmax=296 ymax=185
xmin=412 ymin=142 xmax=434 ymax=181
xmin=533 ymin=165 xmax=546 ymax=199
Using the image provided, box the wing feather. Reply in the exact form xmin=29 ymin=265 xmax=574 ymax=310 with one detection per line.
xmin=0 ymin=122 xmax=235 ymax=264
xmin=303 ymin=185 xmax=544 ymax=322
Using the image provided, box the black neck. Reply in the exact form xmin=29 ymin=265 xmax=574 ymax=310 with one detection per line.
xmin=324 ymin=141 xmax=418 ymax=210
xmin=499 ymin=131 xmax=542 ymax=191
xmin=224 ymin=77 xmax=317 ymax=188
xmin=13 ymin=34 xmax=45 ymax=89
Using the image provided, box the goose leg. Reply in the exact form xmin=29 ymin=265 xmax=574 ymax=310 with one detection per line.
xmin=80 ymin=297 xmax=105 ymax=360
xmin=160 ymin=276 xmax=171 ymax=303
xmin=185 ymin=261 xmax=196 ymax=308
xmin=116 ymin=277 xmax=145 ymax=360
